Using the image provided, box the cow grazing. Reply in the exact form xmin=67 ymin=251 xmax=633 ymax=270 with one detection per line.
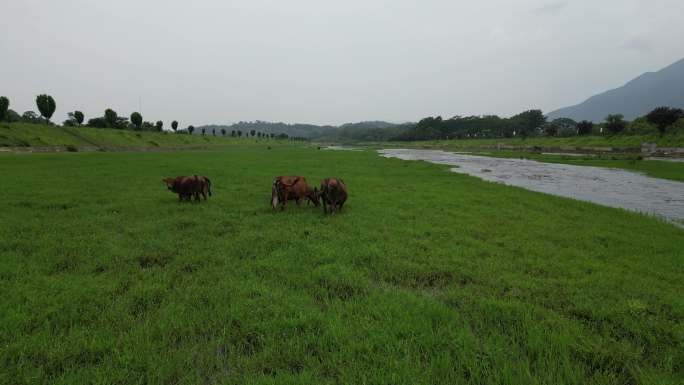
xmin=163 ymin=175 xmax=212 ymax=202
xmin=320 ymin=178 xmax=347 ymax=214
xmin=271 ymin=176 xmax=320 ymax=210
xmin=194 ymin=176 xmax=212 ymax=201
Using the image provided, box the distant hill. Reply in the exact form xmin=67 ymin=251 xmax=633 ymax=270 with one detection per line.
xmin=548 ymin=58 xmax=684 ymax=122
xmin=196 ymin=120 xmax=405 ymax=141
xmin=197 ymin=121 xmax=335 ymax=138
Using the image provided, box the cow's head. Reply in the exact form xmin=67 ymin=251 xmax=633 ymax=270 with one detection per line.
xmin=162 ymin=178 xmax=176 ymax=192
xmin=309 ymin=187 xmax=321 ymax=207
xmin=271 ymin=180 xmax=281 ymax=209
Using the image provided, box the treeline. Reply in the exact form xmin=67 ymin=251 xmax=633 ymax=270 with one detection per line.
xmin=0 ymin=94 xmax=178 ymax=133
xmin=0 ymin=95 xmax=299 ymax=140
xmin=392 ymin=107 xmax=684 ymax=141
xmin=0 ymin=95 xmax=59 ymax=125
xmin=199 ymin=120 xmax=408 ymax=142
xmin=318 ymin=121 xmax=410 ymax=142
xmin=392 ymin=110 xmax=547 ymax=141
xmin=201 ymin=121 xmax=335 ymax=139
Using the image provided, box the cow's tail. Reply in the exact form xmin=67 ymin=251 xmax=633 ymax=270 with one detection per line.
xmin=205 ymin=177 xmax=212 ymax=196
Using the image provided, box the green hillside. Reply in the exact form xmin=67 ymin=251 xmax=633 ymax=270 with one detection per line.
xmin=0 ymin=122 xmax=245 ymax=149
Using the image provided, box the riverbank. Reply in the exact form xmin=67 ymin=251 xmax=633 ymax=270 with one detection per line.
xmin=450 ymin=150 xmax=684 ymax=182
xmin=380 ymin=149 xmax=684 ymax=227
xmin=377 ymin=133 xmax=684 ymax=153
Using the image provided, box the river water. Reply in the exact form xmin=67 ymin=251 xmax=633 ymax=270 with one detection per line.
xmin=379 ymin=149 xmax=684 ymax=226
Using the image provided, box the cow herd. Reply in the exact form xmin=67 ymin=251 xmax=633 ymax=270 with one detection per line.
xmin=162 ymin=175 xmax=348 ymax=214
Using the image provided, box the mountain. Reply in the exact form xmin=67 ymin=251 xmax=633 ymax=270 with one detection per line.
xmin=196 ymin=121 xmax=335 ymax=138
xmin=196 ymin=120 xmax=404 ymax=141
xmin=547 ymin=58 xmax=684 ymax=122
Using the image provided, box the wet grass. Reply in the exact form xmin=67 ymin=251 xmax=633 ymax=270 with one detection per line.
xmin=1 ymin=146 xmax=683 ymax=384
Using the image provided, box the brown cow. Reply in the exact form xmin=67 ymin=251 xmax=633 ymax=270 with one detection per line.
xmin=320 ymin=178 xmax=347 ymax=214
xmin=271 ymin=176 xmax=320 ymax=210
xmin=194 ymin=176 xmax=212 ymax=201
xmin=163 ymin=175 xmax=212 ymax=202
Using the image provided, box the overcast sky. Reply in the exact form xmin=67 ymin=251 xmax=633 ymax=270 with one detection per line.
xmin=2 ymin=0 xmax=683 ymax=126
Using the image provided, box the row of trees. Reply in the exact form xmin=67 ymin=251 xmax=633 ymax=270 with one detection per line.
xmin=0 ymin=95 xmax=301 ymax=140
xmin=84 ymin=108 xmax=166 ymax=132
xmin=0 ymin=95 xmax=57 ymax=124
xmin=0 ymin=95 xmax=192 ymax=134
xmin=393 ymin=110 xmax=547 ymax=141
xmin=392 ymin=107 xmax=683 ymax=141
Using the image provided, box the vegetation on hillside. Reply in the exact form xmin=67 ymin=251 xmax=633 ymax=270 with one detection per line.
xmin=1 ymin=93 xmax=682 ymax=146
xmin=0 ymin=122 xmax=278 ymax=149
xmin=199 ymin=121 xmax=407 ymax=142
xmin=392 ymin=107 xmax=684 ymax=142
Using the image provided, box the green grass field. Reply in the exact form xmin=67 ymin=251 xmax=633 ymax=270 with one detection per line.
xmin=1 ymin=146 xmax=683 ymax=384
xmin=378 ymin=133 xmax=684 ymax=150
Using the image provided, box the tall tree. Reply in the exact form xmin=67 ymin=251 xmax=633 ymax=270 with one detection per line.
xmin=604 ymin=114 xmax=626 ymax=134
xmin=543 ymin=122 xmax=558 ymax=136
xmin=512 ymin=109 xmax=546 ymax=139
xmin=212 ymin=128 xmax=216 ymax=136
xmin=155 ymin=121 xmax=163 ymax=132
xmin=646 ymin=106 xmax=683 ymax=136
xmin=231 ymin=130 xmax=236 ymax=137
xmin=104 ymin=109 xmax=118 ymax=128
xmin=171 ymin=120 xmax=178 ymax=132
xmin=221 ymin=128 xmax=226 ymax=136
xmin=5 ymin=109 xmax=21 ymax=123
xmin=188 ymin=125 xmax=195 ymax=135
xmin=35 ymin=94 xmax=56 ymax=124
xmin=238 ymin=130 xmax=242 ymax=137
xmin=73 ymin=111 xmax=84 ymax=125
xmin=201 ymin=128 xmax=206 ymax=136
xmin=22 ymin=111 xmax=41 ymax=123
xmin=250 ymin=129 xmax=256 ymax=137
xmin=0 ymin=96 xmax=9 ymax=121
xmin=130 ymin=112 xmax=143 ymax=130
xmin=576 ymin=120 xmax=593 ymax=135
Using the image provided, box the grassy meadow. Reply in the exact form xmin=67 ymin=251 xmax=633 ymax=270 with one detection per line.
xmin=380 ymin=132 xmax=684 ymax=150
xmin=1 ymin=145 xmax=683 ymax=384
xmin=0 ymin=122 xmax=241 ymax=149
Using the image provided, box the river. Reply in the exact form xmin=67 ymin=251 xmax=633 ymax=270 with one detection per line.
xmin=380 ymin=149 xmax=684 ymax=227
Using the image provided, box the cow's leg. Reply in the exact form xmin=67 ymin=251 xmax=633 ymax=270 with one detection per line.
xmin=281 ymin=192 xmax=288 ymax=211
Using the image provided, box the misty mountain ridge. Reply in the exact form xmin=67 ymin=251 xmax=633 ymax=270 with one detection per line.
xmin=196 ymin=120 xmax=402 ymax=139
xmin=548 ymin=57 xmax=684 ymax=122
